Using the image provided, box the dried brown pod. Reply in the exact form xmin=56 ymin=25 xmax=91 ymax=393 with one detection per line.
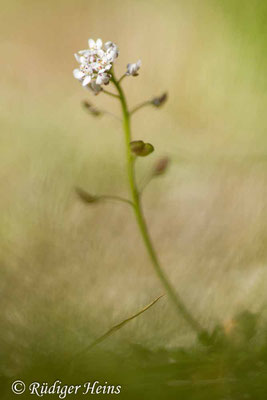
xmin=82 ymin=101 xmax=102 ymax=116
xmin=153 ymin=157 xmax=170 ymax=176
xmin=151 ymin=92 xmax=168 ymax=107
xmin=75 ymin=187 xmax=99 ymax=204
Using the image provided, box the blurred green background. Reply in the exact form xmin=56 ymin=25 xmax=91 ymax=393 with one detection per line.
xmin=0 ymin=0 xmax=267 ymax=398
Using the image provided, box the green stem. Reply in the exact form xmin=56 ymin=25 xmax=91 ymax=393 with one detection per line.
xmin=111 ymin=72 xmax=206 ymax=337
xmin=118 ymin=73 xmax=127 ymax=84
xmin=102 ymin=89 xmax=120 ymax=99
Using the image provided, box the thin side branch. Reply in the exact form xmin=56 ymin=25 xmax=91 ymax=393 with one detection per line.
xmin=100 ymin=195 xmax=134 ymax=206
xmin=130 ymin=100 xmax=152 ymax=115
xmin=139 ymin=172 xmax=154 ymax=195
xmin=130 ymin=93 xmax=168 ymax=115
xmin=76 ymin=187 xmax=133 ymax=207
xmin=102 ymin=89 xmax=120 ymax=99
xmin=83 ymin=101 xmax=121 ymax=121
xmin=102 ymin=111 xmax=121 ymax=121
xmin=118 ymin=73 xmax=127 ymax=84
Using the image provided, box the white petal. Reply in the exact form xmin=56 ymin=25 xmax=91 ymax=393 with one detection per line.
xmin=78 ymin=49 xmax=90 ymax=55
xmin=88 ymin=39 xmax=95 ymax=49
xmin=104 ymin=41 xmax=112 ymax=50
xmin=96 ymin=38 xmax=102 ymax=49
xmin=97 ymin=49 xmax=105 ymax=58
xmin=126 ymin=63 xmax=133 ymax=74
xmin=74 ymin=53 xmax=81 ymax=63
xmin=101 ymin=73 xmax=110 ymax=84
xmin=82 ymin=75 xmax=92 ymax=86
xmin=91 ymin=62 xmax=100 ymax=71
xmin=96 ymin=75 xmax=103 ymax=85
xmin=73 ymin=69 xmax=85 ymax=79
xmin=106 ymin=51 xmax=115 ymax=62
xmin=89 ymin=81 xmax=102 ymax=94
xmin=105 ymin=53 xmax=113 ymax=62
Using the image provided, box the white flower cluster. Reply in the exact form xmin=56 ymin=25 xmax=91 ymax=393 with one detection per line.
xmin=73 ymin=38 xmax=142 ymax=94
xmin=73 ymin=38 xmax=119 ymax=90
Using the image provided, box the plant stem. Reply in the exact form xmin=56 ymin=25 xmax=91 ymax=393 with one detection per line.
xmin=111 ymin=73 xmax=205 ymax=337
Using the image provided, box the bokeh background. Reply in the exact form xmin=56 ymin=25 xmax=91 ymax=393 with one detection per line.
xmin=1 ymin=0 xmax=267 ymax=398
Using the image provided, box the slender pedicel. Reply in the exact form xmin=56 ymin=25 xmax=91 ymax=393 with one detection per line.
xmin=102 ymin=89 xmax=120 ymax=98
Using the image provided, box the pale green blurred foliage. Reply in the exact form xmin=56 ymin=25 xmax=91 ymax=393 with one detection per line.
xmin=0 ymin=0 xmax=267 ymax=375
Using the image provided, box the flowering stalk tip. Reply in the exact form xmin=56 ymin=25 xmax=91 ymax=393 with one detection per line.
xmin=73 ymin=38 xmax=119 ymax=93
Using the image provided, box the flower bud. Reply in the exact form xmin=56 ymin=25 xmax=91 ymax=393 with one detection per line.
xmin=126 ymin=60 xmax=141 ymax=76
xmin=151 ymin=93 xmax=168 ymax=107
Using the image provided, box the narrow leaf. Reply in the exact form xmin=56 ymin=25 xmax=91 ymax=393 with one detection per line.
xmin=76 ymin=295 xmax=165 ymax=356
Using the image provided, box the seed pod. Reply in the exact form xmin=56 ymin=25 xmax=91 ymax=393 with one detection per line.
xmin=130 ymin=140 xmax=145 ymax=153
xmin=151 ymin=92 xmax=168 ymax=108
xmin=82 ymin=101 xmax=102 ymax=116
xmin=141 ymin=143 xmax=154 ymax=156
xmin=153 ymin=157 xmax=169 ymax=176
xmin=76 ymin=187 xmax=99 ymax=204
xmin=130 ymin=140 xmax=154 ymax=157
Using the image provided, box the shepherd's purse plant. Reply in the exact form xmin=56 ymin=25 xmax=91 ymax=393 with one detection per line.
xmin=73 ymin=38 xmax=209 ymax=342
